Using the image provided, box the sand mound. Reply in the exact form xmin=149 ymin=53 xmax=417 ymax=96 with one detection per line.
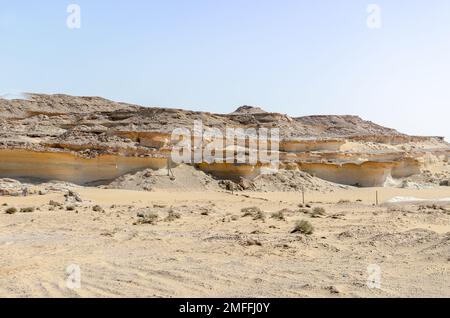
xmin=249 ymin=170 xmax=349 ymax=192
xmin=104 ymin=166 xmax=348 ymax=193
xmin=104 ymin=165 xmax=221 ymax=192
xmin=230 ymin=105 xmax=267 ymax=115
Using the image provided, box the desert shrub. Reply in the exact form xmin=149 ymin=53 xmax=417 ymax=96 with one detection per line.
xmin=291 ymin=220 xmax=314 ymax=235
xmin=299 ymin=208 xmax=310 ymax=214
xmin=312 ymin=207 xmax=326 ymax=217
xmin=246 ymin=238 xmax=262 ymax=246
xmin=253 ymin=210 xmax=266 ymax=221
xmin=135 ymin=212 xmax=159 ymax=225
xmin=5 ymin=207 xmax=17 ymax=214
xmin=92 ymin=205 xmax=104 ymax=212
xmin=66 ymin=206 xmax=76 ymax=211
xmin=49 ymin=200 xmax=61 ymax=207
xmin=338 ymin=199 xmax=350 ymax=204
xmin=165 ymin=210 xmax=181 ymax=222
xmin=241 ymin=206 xmax=262 ymax=217
xmin=271 ymin=211 xmax=286 ymax=221
xmin=20 ymin=207 xmax=35 ymax=213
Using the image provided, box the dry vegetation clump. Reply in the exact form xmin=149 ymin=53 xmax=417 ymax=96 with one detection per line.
xmin=66 ymin=206 xmax=76 ymax=211
xmin=240 ymin=206 xmax=266 ymax=221
xmin=245 ymin=238 xmax=262 ymax=246
xmin=291 ymin=220 xmax=314 ymax=235
xmin=92 ymin=205 xmax=104 ymax=212
xmin=271 ymin=210 xmax=286 ymax=221
xmin=135 ymin=211 xmax=159 ymax=225
xmin=253 ymin=211 xmax=266 ymax=221
xmin=5 ymin=207 xmax=17 ymax=214
xmin=49 ymin=200 xmax=62 ymax=207
xmin=241 ymin=206 xmax=262 ymax=217
xmin=20 ymin=207 xmax=35 ymax=213
xmin=165 ymin=209 xmax=181 ymax=222
xmin=388 ymin=206 xmax=407 ymax=213
xmin=311 ymin=207 xmax=326 ymax=218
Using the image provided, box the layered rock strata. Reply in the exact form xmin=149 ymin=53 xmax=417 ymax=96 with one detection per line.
xmin=1 ymin=93 xmax=448 ymax=187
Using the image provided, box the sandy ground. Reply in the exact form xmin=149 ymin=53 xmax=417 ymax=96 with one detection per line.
xmin=0 ymin=186 xmax=449 ymax=298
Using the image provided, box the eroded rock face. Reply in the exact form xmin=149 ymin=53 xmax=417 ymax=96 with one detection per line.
xmin=0 ymin=149 xmax=166 ymax=185
xmin=0 ymin=93 xmax=449 ymax=187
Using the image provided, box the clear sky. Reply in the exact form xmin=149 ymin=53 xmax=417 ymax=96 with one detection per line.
xmin=1 ymin=1 xmax=449 ymax=140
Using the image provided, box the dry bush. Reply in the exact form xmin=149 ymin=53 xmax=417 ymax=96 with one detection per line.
xmin=253 ymin=210 xmax=266 ymax=221
xmin=311 ymin=207 xmax=326 ymax=217
xmin=49 ymin=200 xmax=61 ymax=207
xmin=5 ymin=207 xmax=17 ymax=214
xmin=135 ymin=212 xmax=159 ymax=225
xmin=246 ymin=238 xmax=262 ymax=246
xmin=271 ymin=211 xmax=286 ymax=221
xmin=241 ymin=207 xmax=262 ymax=217
xmin=20 ymin=207 xmax=35 ymax=213
xmin=92 ymin=205 xmax=104 ymax=212
xmin=165 ymin=210 xmax=181 ymax=222
xmin=291 ymin=220 xmax=314 ymax=235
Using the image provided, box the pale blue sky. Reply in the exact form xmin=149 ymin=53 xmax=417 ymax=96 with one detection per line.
xmin=1 ymin=1 xmax=449 ymax=140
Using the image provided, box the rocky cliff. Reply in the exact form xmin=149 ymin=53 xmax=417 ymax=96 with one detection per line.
xmin=0 ymin=93 xmax=449 ymax=187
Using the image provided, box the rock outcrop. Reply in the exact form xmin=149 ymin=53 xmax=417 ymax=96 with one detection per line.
xmin=0 ymin=93 xmax=449 ymax=187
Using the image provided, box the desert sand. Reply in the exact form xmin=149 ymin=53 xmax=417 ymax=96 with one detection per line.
xmin=1 ymin=94 xmax=449 ymax=298
xmin=1 ymin=184 xmax=449 ymax=298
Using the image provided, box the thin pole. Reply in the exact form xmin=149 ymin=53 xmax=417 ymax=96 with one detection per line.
xmin=302 ymin=186 xmax=305 ymax=205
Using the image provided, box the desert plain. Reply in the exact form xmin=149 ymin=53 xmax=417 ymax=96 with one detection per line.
xmin=0 ymin=94 xmax=449 ymax=298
